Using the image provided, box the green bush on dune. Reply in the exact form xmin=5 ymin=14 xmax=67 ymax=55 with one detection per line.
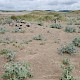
xmin=50 ymin=23 xmax=62 ymax=29
xmin=73 ymin=36 xmax=80 ymax=47
xmin=65 ymin=26 xmax=76 ymax=33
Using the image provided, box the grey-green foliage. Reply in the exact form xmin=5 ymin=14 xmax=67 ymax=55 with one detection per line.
xmin=73 ymin=37 xmax=80 ymax=47
xmin=0 ymin=49 xmax=10 ymax=55
xmin=12 ymin=28 xmax=25 ymax=33
xmin=60 ymin=59 xmax=76 ymax=80
xmin=2 ymin=62 xmax=32 ymax=80
xmin=0 ymin=49 xmax=15 ymax=62
xmin=5 ymin=18 xmax=13 ymax=25
xmin=58 ymin=44 xmax=76 ymax=55
xmin=62 ymin=58 xmax=70 ymax=65
xmin=65 ymin=26 xmax=76 ymax=33
xmin=5 ymin=51 xmax=15 ymax=62
xmin=33 ymin=34 xmax=44 ymax=40
xmin=50 ymin=23 xmax=62 ymax=29
xmin=0 ymin=27 xmax=7 ymax=34
xmin=67 ymin=19 xmax=73 ymax=25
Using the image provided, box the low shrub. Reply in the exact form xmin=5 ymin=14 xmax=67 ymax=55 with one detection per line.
xmin=60 ymin=59 xmax=76 ymax=80
xmin=5 ymin=18 xmax=13 ymax=25
xmin=0 ymin=49 xmax=10 ymax=55
xmin=62 ymin=58 xmax=70 ymax=65
xmin=73 ymin=36 xmax=80 ymax=47
xmin=5 ymin=51 xmax=15 ymax=62
xmin=2 ymin=62 xmax=32 ymax=80
xmin=65 ymin=26 xmax=76 ymax=33
xmin=11 ymin=15 xmax=17 ymax=20
xmin=33 ymin=34 xmax=43 ymax=40
xmin=58 ymin=43 xmax=76 ymax=55
xmin=50 ymin=23 xmax=62 ymax=29
xmin=12 ymin=28 xmax=25 ymax=33
xmin=0 ymin=27 xmax=7 ymax=34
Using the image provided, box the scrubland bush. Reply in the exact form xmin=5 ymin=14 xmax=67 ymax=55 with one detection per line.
xmin=50 ymin=23 xmax=62 ymax=29
xmin=65 ymin=26 xmax=76 ymax=33
xmin=73 ymin=36 xmax=80 ymax=47
xmin=2 ymin=62 xmax=32 ymax=80
xmin=60 ymin=59 xmax=76 ymax=80
xmin=58 ymin=43 xmax=76 ymax=55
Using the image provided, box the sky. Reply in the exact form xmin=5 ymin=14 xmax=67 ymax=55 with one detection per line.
xmin=0 ymin=0 xmax=80 ymax=10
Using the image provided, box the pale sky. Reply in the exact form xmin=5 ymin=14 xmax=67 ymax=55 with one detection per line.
xmin=0 ymin=0 xmax=80 ymax=10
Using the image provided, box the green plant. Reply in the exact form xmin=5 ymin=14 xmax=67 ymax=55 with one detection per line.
xmin=0 ymin=27 xmax=7 ymax=34
xmin=50 ymin=23 xmax=62 ymax=29
xmin=12 ymin=28 xmax=25 ymax=33
xmin=73 ymin=37 xmax=80 ymax=47
xmin=33 ymin=34 xmax=43 ymax=40
xmin=5 ymin=51 xmax=16 ymax=62
xmin=11 ymin=15 xmax=17 ymax=20
xmin=0 ymin=49 xmax=10 ymax=55
xmin=2 ymin=62 xmax=32 ymax=80
xmin=60 ymin=59 xmax=76 ymax=80
xmin=65 ymin=26 xmax=76 ymax=33
xmin=58 ymin=43 xmax=76 ymax=55
xmin=62 ymin=58 xmax=70 ymax=65
xmin=5 ymin=18 xmax=13 ymax=25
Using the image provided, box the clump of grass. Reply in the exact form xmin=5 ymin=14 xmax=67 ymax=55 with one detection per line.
xmin=50 ymin=23 xmax=62 ymax=29
xmin=2 ymin=62 xmax=32 ymax=80
xmin=73 ymin=36 xmax=80 ymax=47
xmin=11 ymin=15 xmax=17 ymax=20
xmin=58 ymin=43 xmax=76 ymax=55
xmin=33 ymin=34 xmax=44 ymax=41
xmin=60 ymin=59 xmax=76 ymax=80
xmin=65 ymin=26 xmax=76 ymax=33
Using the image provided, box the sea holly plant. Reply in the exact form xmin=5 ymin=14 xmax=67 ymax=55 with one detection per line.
xmin=73 ymin=36 xmax=80 ymax=47
xmin=65 ymin=26 xmax=76 ymax=33
xmin=5 ymin=51 xmax=16 ymax=62
xmin=60 ymin=58 xmax=76 ymax=80
xmin=50 ymin=23 xmax=62 ymax=29
xmin=58 ymin=43 xmax=76 ymax=55
xmin=2 ymin=49 xmax=32 ymax=80
xmin=2 ymin=62 xmax=32 ymax=80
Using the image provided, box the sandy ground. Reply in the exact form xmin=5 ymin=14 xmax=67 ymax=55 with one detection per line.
xmin=0 ymin=12 xmax=80 ymax=80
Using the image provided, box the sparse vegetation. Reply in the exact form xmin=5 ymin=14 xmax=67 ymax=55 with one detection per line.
xmin=33 ymin=34 xmax=44 ymax=40
xmin=5 ymin=51 xmax=16 ymax=62
xmin=62 ymin=58 xmax=70 ymax=65
xmin=50 ymin=23 xmax=62 ymax=29
xmin=0 ymin=10 xmax=80 ymax=80
xmin=11 ymin=15 xmax=17 ymax=20
xmin=65 ymin=26 xmax=76 ymax=33
xmin=60 ymin=59 xmax=76 ymax=80
xmin=2 ymin=62 xmax=32 ymax=80
xmin=0 ymin=49 xmax=10 ymax=55
xmin=58 ymin=43 xmax=76 ymax=55
xmin=5 ymin=18 xmax=13 ymax=25
xmin=0 ymin=27 xmax=7 ymax=34
xmin=73 ymin=36 xmax=80 ymax=47
xmin=12 ymin=28 xmax=25 ymax=33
